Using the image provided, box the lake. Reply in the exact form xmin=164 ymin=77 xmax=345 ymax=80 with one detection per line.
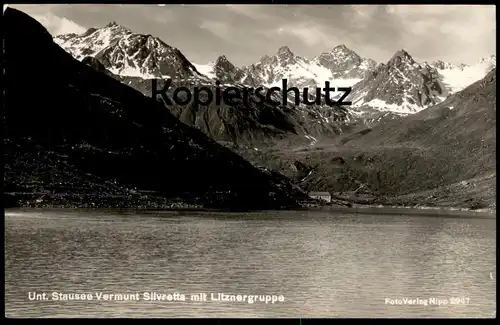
xmin=4 ymin=208 xmax=496 ymax=318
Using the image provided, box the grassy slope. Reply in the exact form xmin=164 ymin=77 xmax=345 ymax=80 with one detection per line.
xmin=239 ymin=69 xmax=496 ymax=209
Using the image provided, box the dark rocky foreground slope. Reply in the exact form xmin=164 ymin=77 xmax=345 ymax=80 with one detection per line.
xmin=3 ymin=8 xmax=309 ymax=210
xmin=239 ymin=69 xmax=497 ymax=210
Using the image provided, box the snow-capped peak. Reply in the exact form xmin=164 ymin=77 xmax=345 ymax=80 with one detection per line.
xmin=54 ymin=23 xmax=132 ymax=59
xmin=427 ymin=54 xmax=496 ymax=93
xmin=311 ymin=44 xmax=376 ymax=82
xmin=191 ymin=43 xmax=378 ymax=90
xmin=54 ymin=22 xmax=198 ymax=79
xmin=349 ymin=49 xmax=446 ymax=115
xmin=103 ymin=22 xmax=132 ymax=35
xmin=274 ymin=45 xmax=299 ymax=67
xmin=330 ymin=44 xmax=360 ymax=59
xmin=387 ymin=49 xmax=415 ymax=67
xmin=53 ymin=19 xmax=494 ymax=120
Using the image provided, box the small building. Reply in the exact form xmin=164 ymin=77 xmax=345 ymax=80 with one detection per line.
xmin=309 ymin=191 xmax=331 ymax=203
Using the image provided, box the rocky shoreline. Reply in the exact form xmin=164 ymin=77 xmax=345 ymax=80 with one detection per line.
xmin=5 ymin=191 xmax=495 ymax=216
xmin=3 ymin=192 xmax=305 ymax=211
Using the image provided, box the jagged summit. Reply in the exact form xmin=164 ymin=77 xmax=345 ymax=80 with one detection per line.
xmin=385 ymin=49 xmax=417 ymax=71
xmin=104 ymin=21 xmax=132 ymax=33
xmin=327 ymin=44 xmax=360 ymax=57
xmin=216 ymin=55 xmax=229 ymax=64
xmin=310 ymin=44 xmax=374 ymax=81
xmin=213 ymin=54 xmax=246 ymax=83
xmin=104 ymin=21 xmax=128 ymax=29
xmin=214 ymin=55 xmax=237 ymax=73
xmin=277 ymin=45 xmax=294 ymax=57
xmin=101 ymin=21 xmax=132 ymax=34
xmin=214 ymin=55 xmax=235 ymax=70
xmin=330 ymin=44 xmax=355 ymax=54
xmin=349 ymin=48 xmax=446 ymax=114
xmin=317 ymin=44 xmax=362 ymax=66
xmin=333 ymin=44 xmax=349 ymax=49
xmin=394 ymin=48 xmax=411 ymax=55
xmin=389 ymin=49 xmax=414 ymax=63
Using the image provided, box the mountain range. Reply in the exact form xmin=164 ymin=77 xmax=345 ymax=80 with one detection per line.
xmin=55 ymin=21 xmax=496 ymax=118
xmin=55 ymin=23 xmax=354 ymax=146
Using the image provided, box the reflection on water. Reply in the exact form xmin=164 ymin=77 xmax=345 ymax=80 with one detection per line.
xmin=4 ymin=209 xmax=496 ymax=317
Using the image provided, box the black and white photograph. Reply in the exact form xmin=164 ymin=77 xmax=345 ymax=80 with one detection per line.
xmin=3 ymin=3 xmax=496 ymax=318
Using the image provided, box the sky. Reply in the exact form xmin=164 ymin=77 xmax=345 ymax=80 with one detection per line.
xmin=6 ymin=4 xmax=496 ymax=67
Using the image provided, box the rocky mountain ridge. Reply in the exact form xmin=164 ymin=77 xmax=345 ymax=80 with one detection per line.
xmin=54 ymin=20 xmax=496 ymax=134
xmin=54 ymin=22 xmax=201 ymax=79
xmin=55 ymin=24 xmax=353 ymax=146
xmin=348 ymin=49 xmax=447 ymax=115
xmin=193 ymin=44 xmax=376 ymax=90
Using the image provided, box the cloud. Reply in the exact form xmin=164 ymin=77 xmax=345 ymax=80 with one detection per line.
xmin=385 ymin=5 xmax=496 ymax=64
xmin=8 ymin=5 xmax=87 ymax=36
xmin=32 ymin=12 xmax=86 ymax=35
xmin=200 ymin=20 xmax=230 ymax=40
xmin=225 ymin=5 xmax=275 ymax=21
xmin=273 ymin=22 xmax=339 ymax=49
xmin=389 ymin=5 xmax=495 ymax=37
